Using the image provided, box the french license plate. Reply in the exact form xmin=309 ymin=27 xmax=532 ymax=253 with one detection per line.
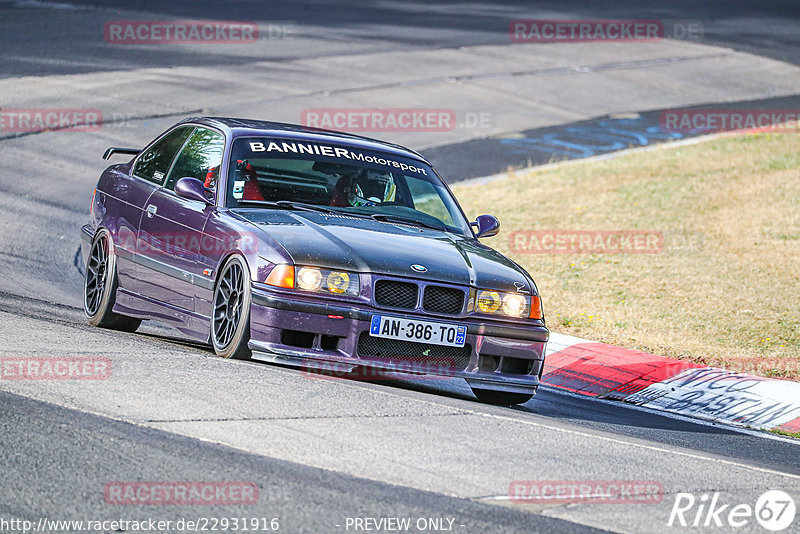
xmin=369 ymin=315 xmax=467 ymax=347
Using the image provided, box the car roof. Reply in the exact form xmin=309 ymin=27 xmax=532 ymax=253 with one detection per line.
xmin=178 ymin=116 xmax=430 ymax=164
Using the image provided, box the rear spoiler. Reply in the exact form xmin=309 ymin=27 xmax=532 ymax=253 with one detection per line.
xmin=102 ymin=147 xmax=141 ymax=160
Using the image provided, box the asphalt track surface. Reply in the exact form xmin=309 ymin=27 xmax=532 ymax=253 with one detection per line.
xmin=1 ymin=2 xmax=800 ymax=533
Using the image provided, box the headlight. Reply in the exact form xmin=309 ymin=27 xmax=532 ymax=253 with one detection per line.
xmin=503 ymin=293 xmax=527 ymax=316
xmin=297 ymin=267 xmax=323 ymax=291
xmin=475 ymin=290 xmax=532 ymax=318
xmin=326 ymin=271 xmax=351 ymax=294
xmin=266 ymin=264 xmax=359 ymax=297
xmin=476 ymin=290 xmax=502 ymax=313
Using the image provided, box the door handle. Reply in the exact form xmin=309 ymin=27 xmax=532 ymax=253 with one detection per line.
xmin=146 ymin=204 xmax=157 ymax=218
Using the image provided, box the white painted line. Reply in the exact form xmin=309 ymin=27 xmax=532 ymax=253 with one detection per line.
xmin=541 ymin=385 xmax=800 ymax=446
xmin=472 ymin=409 xmax=800 ymax=481
xmin=546 ymin=328 xmax=800 ymax=431
xmin=268 ymin=367 xmax=800 ymax=480
xmin=627 ymin=368 xmax=800 ymax=429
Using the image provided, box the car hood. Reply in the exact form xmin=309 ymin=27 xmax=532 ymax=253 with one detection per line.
xmin=234 ymin=210 xmax=535 ymax=293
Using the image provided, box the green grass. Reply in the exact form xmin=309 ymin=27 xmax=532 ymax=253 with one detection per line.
xmin=771 ymin=429 xmax=800 ymax=439
xmin=452 ymin=132 xmax=800 ymax=380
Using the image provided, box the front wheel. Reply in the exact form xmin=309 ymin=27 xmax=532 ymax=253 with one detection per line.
xmin=211 ymin=255 xmax=252 ymax=360
xmin=84 ymin=229 xmax=141 ymax=332
xmin=471 ymin=388 xmax=534 ymax=406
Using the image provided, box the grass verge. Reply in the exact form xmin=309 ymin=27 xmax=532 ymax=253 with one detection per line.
xmin=771 ymin=429 xmax=800 ymax=439
xmin=451 ymin=132 xmax=800 ymax=380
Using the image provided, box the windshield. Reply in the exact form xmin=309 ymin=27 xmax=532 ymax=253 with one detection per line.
xmin=225 ymin=137 xmax=471 ymax=235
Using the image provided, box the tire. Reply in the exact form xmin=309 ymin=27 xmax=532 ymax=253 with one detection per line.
xmin=471 ymin=388 xmax=534 ymax=406
xmin=211 ymin=255 xmax=252 ymax=360
xmin=84 ymin=229 xmax=142 ymax=332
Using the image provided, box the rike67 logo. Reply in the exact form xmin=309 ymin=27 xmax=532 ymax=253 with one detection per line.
xmin=668 ymin=490 xmax=795 ymax=531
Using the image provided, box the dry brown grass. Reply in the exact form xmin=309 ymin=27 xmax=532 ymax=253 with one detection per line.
xmin=452 ymin=133 xmax=800 ymax=380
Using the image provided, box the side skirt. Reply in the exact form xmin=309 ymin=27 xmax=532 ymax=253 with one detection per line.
xmin=113 ymin=288 xmax=210 ymax=343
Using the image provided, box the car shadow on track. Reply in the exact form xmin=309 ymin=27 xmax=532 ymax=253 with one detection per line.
xmin=131 ymin=327 xmax=751 ymax=435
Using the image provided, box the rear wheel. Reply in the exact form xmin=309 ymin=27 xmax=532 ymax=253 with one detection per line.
xmin=211 ymin=255 xmax=252 ymax=360
xmin=84 ymin=229 xmax=141 ymax=332
xmin=471 ymin=388 xmax=534 ymax=406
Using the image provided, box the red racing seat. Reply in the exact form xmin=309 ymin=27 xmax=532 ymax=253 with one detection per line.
xmin=204 ymin=166 xmax=219 ymax=189
xmin=237 ymin=160 xmax=265 ymax=201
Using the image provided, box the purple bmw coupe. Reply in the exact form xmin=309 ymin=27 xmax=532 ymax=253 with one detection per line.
xmin=81 ymin=117 xmax=548 ymax=405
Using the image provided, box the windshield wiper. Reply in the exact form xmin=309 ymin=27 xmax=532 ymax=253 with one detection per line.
xmin=238 ymin=200 xmax=336 ymax=214
xmin=237 ymin=201 xmax=446 ymax=230
xmin=238 ymin=201 xmax=380 ymax=220
xmin=370 ymin=213 xmax=447 ymax=231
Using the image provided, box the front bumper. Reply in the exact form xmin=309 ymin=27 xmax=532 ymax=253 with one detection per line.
xmin=248 ymin=287 xmax=548 ymax=394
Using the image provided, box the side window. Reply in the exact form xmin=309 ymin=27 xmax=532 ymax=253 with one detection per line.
xmin=133 ymin=126 xmax=194 ymax=185
xmin=165 ymin=127 xmax=226 ymax=191
xmin=406 ymin=175 xmax=456 ymax=226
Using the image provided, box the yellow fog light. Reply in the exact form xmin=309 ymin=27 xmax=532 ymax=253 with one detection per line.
xmin=503 ymin=293 xmax=527 ymax=317
xmin=297 ymin=267 xmax=323 ymax=291
xmin=326 ymin=271 xmax=350 ymax=294
xmin=477 ymin=290 xmax=501 ymax=313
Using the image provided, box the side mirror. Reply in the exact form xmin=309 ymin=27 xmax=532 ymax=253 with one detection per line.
xmin=175 ymin=177 xmax=213 ymax=205
xmin=472 ymin=214 xmax=500 ymax=238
